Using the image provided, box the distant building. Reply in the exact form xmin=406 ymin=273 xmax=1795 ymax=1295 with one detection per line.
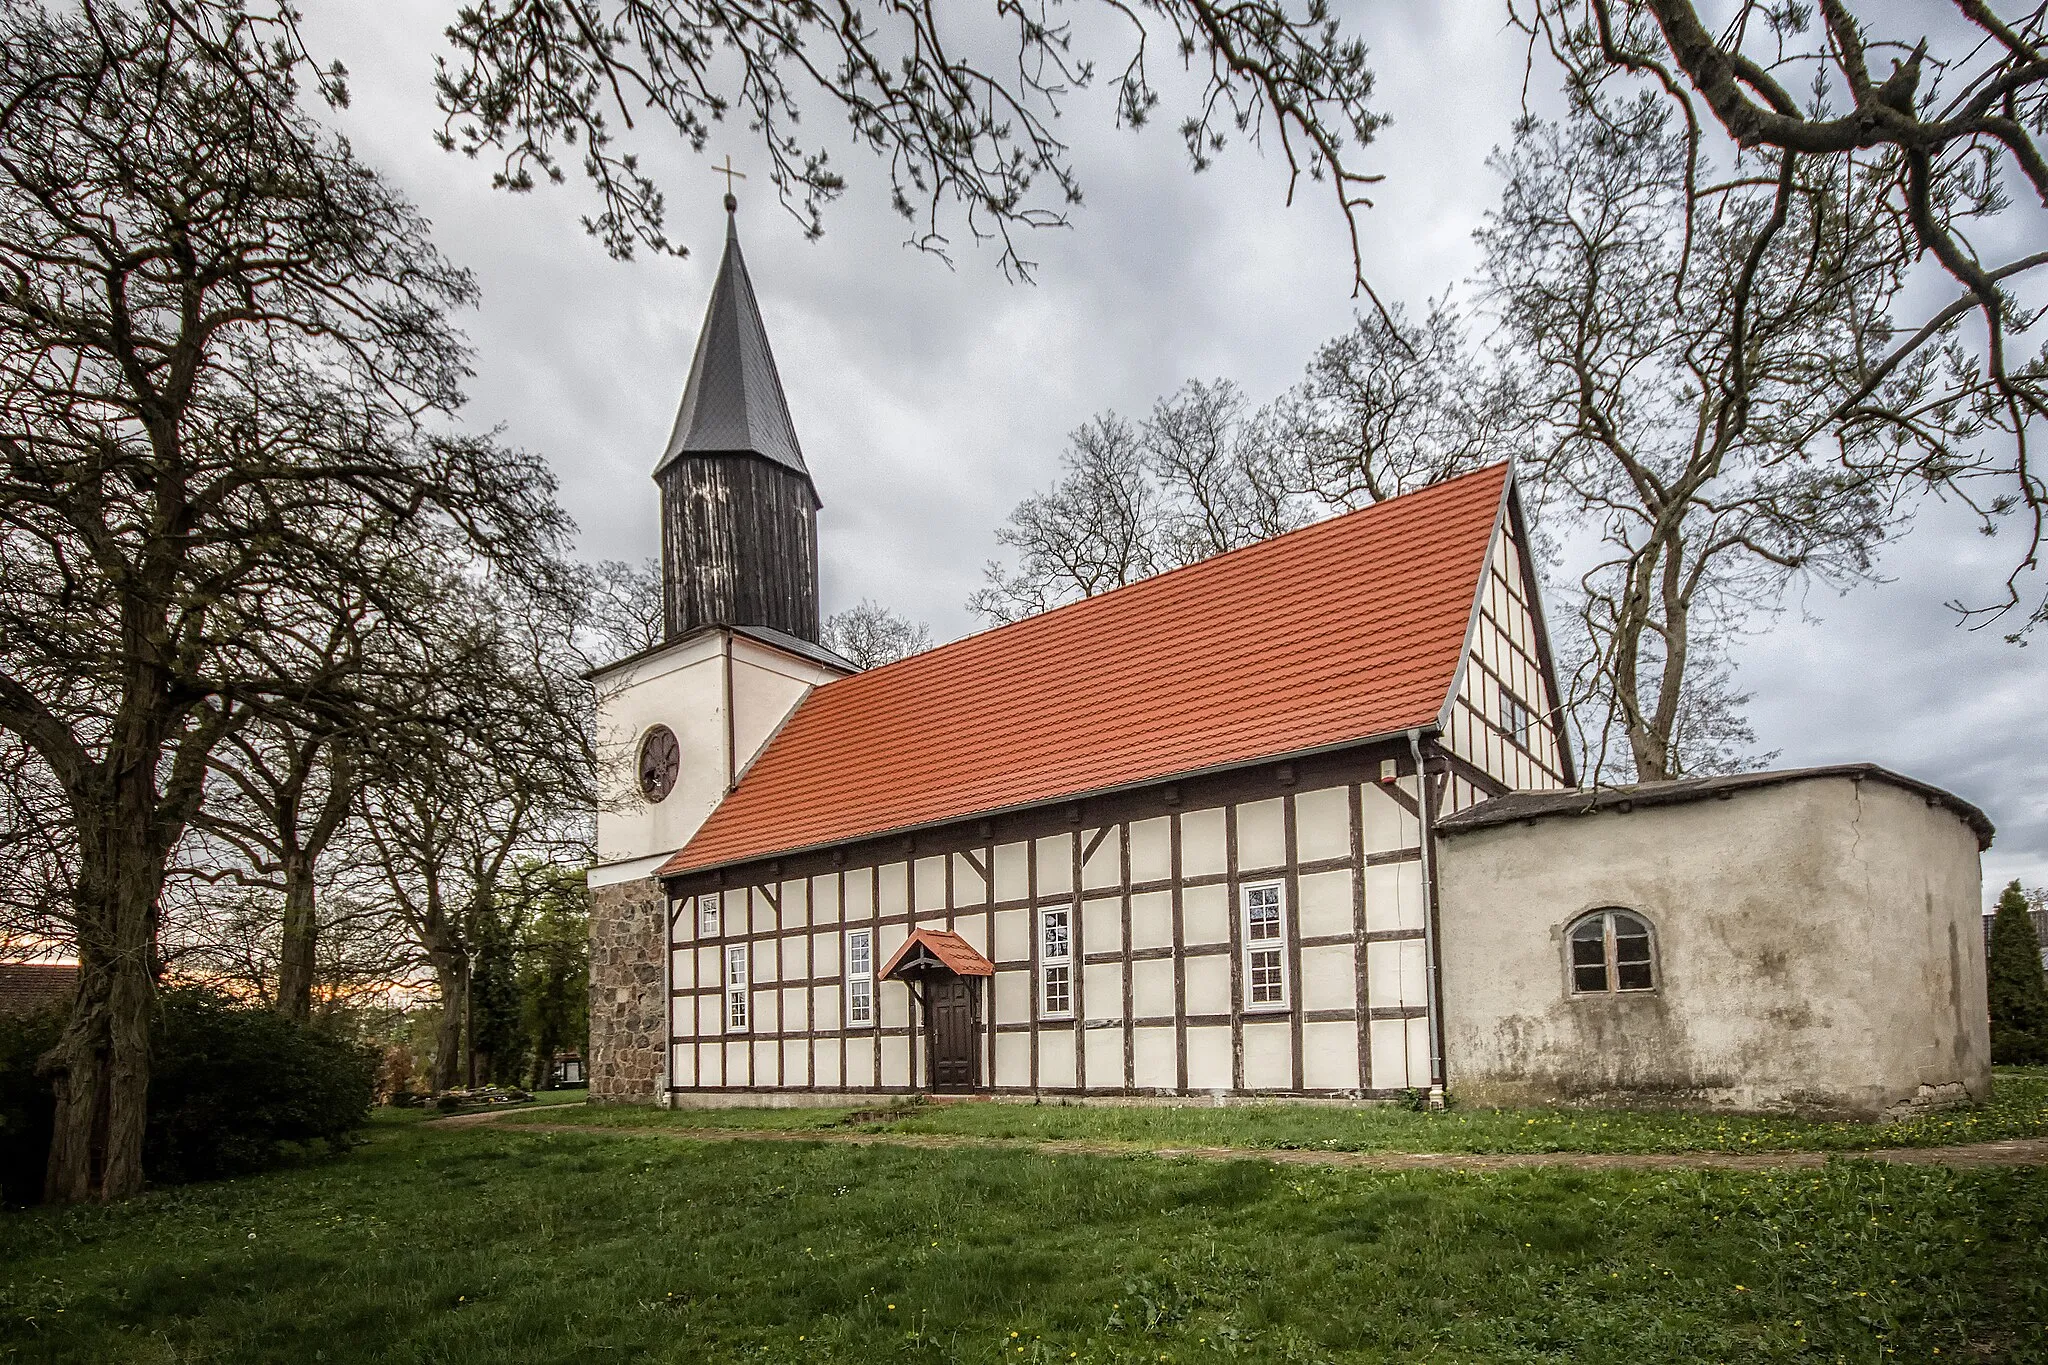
xmin=0 ymin=962 xmax=77 ymax=1016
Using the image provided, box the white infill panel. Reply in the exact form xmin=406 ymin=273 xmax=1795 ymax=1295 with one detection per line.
xmin=1133 ymin=1027 xmax=1176 ymax=1089
xmin=1294 ymin=786 xmax=1352 ymax=862
xmin=1370 ymin=1018 xmax=1410 ymax=1089
xmin=1036 ymin=833 xmax=1075 ymax=896
xmin=1303 ymin=1021 xmax=1359 ymax=1091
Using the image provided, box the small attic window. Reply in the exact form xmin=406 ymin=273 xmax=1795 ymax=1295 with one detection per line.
xmin=1501 ymin=692 xmax=1533 ymax=748
xmin=1568 ymin=909 xmax=1656 ymax=994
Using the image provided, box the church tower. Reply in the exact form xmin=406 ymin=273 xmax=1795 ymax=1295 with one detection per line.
xmin=655 ymin=194 xmax=822 ymax=643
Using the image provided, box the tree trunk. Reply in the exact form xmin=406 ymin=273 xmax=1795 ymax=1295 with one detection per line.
xmin=429 ymin=948 xmax=467 ymax=1092
xmin=41 ymin=800 xmax=162 ymax=1203
xmin=274 ymin=851 xmax=317 ymax=1024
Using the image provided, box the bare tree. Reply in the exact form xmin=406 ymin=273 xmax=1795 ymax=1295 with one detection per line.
xmin=970 ymin=414 xmax=1166 ymax=624
xmin=354 ymin=572 xmax=594 ymax=1092
xmin=0 ymin=1 xmax=565 ymax=1202
xmin=1271 ymin=301 xmax=1530 ymax=508
xmin=1145 ymin=380 xmax=1309 ymax=562
xmin=578 ymin=558 xmax=665 ymax=665
xmin=429 ymin=1 xmax=1389 ymax=291
xmin=822 ymin=601 xmax=934 ymax=669
xmin=192 ymin=718 xmax=356 ymax=1022
xmin=1481 ymin=95 xmax=1923 ymax=781
xmin=1515 ymin=0 xmax=2048 ymax=626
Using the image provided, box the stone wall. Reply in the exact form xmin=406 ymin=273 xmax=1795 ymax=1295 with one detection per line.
xmin=589 ymin=876 xmax=668 ymax=1103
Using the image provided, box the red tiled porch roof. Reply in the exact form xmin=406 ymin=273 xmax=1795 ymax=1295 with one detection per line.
xmin=881 ymin=930 xmax=996 ymax=979
xmin=662 ymin=464 xmax=1512 ymax=877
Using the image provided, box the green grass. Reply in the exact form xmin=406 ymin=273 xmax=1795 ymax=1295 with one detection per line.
xmin=502 ymin=1067 xmax=2048 ymax=1156
xmin=3 ymin=1115 xmax=2045 ymax=1363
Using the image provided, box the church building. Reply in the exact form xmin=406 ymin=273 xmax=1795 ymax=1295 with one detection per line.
xmin=587 ymin=200 xmax=1996 ymax=1120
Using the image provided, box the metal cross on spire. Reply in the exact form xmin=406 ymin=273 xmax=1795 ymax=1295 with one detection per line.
xmin=715 ymin=154 xmax=746 ymax=211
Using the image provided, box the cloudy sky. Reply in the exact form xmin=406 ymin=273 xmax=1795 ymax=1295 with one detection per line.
xmin=305 ymin=5 xmax=2045 ymax=901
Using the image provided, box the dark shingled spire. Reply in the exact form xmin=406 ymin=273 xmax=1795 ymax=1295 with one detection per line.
xmin=655 ymin=202 xmax=812 ymax=489
xmin=654 ymin=192 xmax=823 ymax=644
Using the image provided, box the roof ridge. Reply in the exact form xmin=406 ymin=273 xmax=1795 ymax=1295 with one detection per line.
xmin=824 ymin=462 xmax=1511 ymax=690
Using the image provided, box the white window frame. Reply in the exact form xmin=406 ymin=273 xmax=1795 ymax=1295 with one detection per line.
xmin=845 ymin=928 xmax=875 ymax=1028
xmin=724 ymin=942 xmax=750 ymax=1033
xmin=1240 ymin=881 xmax=1289 ymax=1012
xmin=700 ymin=892 xmax=722 ymax=939
xmin=1039 ymin=904 xmax=1073 ymax=1019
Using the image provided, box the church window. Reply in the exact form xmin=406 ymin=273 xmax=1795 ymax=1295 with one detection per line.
xmin=846 ymin=929 xmax=874 ymax=1027
xmin=700 ymin=893 xmax=721 ymax=939
xmin=1040 ymin=906 xmax=1073 ymax=1017
xmin=639 ymin=725 xmax=681 ymax=802
xmin=1568 ymin=910 xmax=1656 ymax=994
xmin=1501 ymin=691 xmax=1533 ymax=748
xmin=1242 ymin=883 xmax=1288 ymax=1009
xmin=725 ymin=943 xmax=750 ymax=1031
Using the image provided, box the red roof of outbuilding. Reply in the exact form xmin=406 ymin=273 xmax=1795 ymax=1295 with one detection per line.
xmin=881 ymin=930 xmax=996 ymax=979
xmin=662 ymin=464 xmax=1512 ymax=876
xmin=0 ymin=962 xmax=78 ymax=1016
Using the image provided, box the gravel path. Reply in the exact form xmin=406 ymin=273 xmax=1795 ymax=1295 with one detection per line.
xmin=430 ymin=1111 xmax=2048 ymax=1172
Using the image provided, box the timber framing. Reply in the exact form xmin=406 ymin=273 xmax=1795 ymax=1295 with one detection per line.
xmin=661 ymin=736 xmax=1459 ymax=1099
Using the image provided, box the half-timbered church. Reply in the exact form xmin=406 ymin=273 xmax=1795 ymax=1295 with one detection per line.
xmin=587 ymin=200 xmax=1998 ymax=1121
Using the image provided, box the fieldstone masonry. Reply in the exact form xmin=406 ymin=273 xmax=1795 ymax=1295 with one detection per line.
xmin=589 ymin=877 xmax=668 ymax=1103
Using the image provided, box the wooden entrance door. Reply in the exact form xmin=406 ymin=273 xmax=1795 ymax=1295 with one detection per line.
xmin=925 ymin=975 xmax=980 ymax=1090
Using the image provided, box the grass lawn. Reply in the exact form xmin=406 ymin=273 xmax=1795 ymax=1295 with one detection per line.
xmin=501 ymin=1067 xmax=2048 ymax=1156
xmin=4 ymin=1106 xmax=2046 ymax=1363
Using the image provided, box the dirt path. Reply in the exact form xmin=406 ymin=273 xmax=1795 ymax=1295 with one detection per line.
xmin=431 ymin=1112 xmax=2048 ymax=1172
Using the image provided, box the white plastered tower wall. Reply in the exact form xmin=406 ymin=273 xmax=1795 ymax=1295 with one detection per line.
xmin=1433 ymin=770 xmax=1992 ymax=1119
xmin=590 ymin=630 xmax=848 ymax=880
xmin=586 ymin=629 xmax=846 ymax=1103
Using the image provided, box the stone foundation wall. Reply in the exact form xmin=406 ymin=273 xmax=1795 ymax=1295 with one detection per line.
xmin=589 ymin=876 xmax=668 ymax=1103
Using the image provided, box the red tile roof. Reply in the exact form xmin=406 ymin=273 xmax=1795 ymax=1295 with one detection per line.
xmin=663 ymin=464 xmax=1512 ymax=876
xmin=881 ymin=929 xmax=996 ymax=979
xmin=0 ymin=962 xmax=78 ymax=1015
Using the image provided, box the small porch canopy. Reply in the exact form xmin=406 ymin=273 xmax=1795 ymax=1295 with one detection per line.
xmin=881 ymin=929 xmax=994 ymax=980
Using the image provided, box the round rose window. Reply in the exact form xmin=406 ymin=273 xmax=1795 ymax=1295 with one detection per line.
xmin=638 ymin=725 xmax=680 ymax=803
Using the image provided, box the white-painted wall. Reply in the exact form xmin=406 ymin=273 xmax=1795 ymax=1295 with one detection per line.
xmin=591 ymin=631 xmax=846 ymax=870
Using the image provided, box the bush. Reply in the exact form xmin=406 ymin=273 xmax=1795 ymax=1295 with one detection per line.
xmin=0 ymin=987 xmax=378 ymax=1201
xmin=146 ymin=988 xmax=379 ymax=1184
xmin=0 ymin=1007 xmax=61 ymax=1206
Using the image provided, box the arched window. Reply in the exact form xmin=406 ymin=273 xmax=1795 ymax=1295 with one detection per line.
xmin=1568 ymin=909 xmax=1656 ymax=994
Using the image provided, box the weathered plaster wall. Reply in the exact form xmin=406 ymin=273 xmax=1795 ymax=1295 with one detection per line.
xmin=589 ymin=877 xmax=669 ymax=1103
xmin=1436 ymin=774 xmax=1990 ymax=1119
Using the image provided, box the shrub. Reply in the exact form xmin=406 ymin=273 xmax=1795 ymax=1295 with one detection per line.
xmin=0 ymin=987 xmax=378 ymax=1201
xmin=146 ymin=987 xmax=379 ymax=1184
xmin=0 ymin=1007 xmax=61 ymax=1206
xmin=1988 ymin=880 xmax=2048 ymax=1065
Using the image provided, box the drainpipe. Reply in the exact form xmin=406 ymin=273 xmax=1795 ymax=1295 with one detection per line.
xmin=1407 ymin=728 xmax=1446 ymax=1110
xmin=659 ymin=889 xmax=674 ymax=1109
xmin=722 ymin=631 xmax=737 ymax=792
